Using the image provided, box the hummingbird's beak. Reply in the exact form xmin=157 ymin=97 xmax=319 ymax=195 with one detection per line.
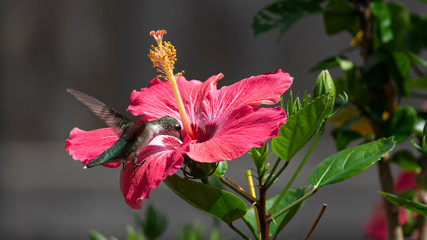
xmin=179 ymin=132 xmax=183 ymax=141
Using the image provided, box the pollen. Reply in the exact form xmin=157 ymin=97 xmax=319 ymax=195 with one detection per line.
xmin=148 ymin=30 xmax=182 ymax=81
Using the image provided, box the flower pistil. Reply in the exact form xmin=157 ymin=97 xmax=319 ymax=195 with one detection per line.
xmin=148 ymin=30 xmax=195 ymax=139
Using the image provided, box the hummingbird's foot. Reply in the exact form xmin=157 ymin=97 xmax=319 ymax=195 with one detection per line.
xmin=133 ymin=160 xmax=147 ymax=171
xmin=122 ymin=161 xmax=129 ymax=169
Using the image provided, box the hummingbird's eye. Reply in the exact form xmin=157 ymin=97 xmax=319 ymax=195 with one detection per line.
xmin=175 ymin=124 xmax=181 ymax=131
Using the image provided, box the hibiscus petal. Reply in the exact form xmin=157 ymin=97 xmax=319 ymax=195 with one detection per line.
xmin=127 ymin=74 xmax=223 ymax=125
xmin=120 ymin=135 xmax=190 ymax=209
xmin=202 ymin=69 xmax=292 ymax=125
xmin=128 ymin=78 xmax=180 ymax=122
xmin=65 ymin=127 xmax=121 ymax=168
xmin=187 ymin=106 xmax=286 ymax=163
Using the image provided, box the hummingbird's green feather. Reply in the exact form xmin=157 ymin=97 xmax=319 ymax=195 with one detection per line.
xmin=85 ymin=138 xmax=136 ymax=168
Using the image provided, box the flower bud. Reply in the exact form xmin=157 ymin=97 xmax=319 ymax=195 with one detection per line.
xmin=313 ymin=70 xmax=336 ymax=114
xmin=182 ymin=155 xmax=217 ymax=179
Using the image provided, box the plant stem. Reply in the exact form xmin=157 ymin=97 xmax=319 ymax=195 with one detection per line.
xmin=242 ymin=216 xmax=261 ymax=240
xmin=268 ymin=188 xmax=318 ymax=222
xmin=264 ymin=157 xmax=282 ymax=186
xmin=303 ymin=204 xmax=328 ymax=240
xmin=377 ymin=155 xmax=403 ymax=240
xmin=266 ymin=161 xmax=289 ymax=189
xmin=417 ymin=155 xmax=427 ymax=240
xmin=219 ymin=177 xmax=256 ymax=203
xmin=258 ymin=177 xmax=269 ymax=240
xmin=228 ymin=223 xmax=251 ymax=240
xmin=268 ymin=126 xmax=324 ymax=214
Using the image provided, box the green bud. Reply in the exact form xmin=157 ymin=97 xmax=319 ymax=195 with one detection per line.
xmin=313 ymin=70 xmax=336 ymax=114
xmin=313 ymin=70 xmax=336 ymax=99
xmin=182 ymin=155 xmax=217 ymax=179
xmin=287 ymin=91 xmax=294 ymax=117
xmin=249 ymin=143 xmax=270 ymax=176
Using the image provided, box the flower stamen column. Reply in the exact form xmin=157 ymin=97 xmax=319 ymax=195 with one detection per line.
xmin=148 ymin=30 xmax=195 ymax=139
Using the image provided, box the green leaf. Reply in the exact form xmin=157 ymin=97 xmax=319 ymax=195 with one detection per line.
xmin=380 ymin=191 xmax=427 ymax=216
xmin=164 ymin=174 xmax=247 ymax=224
xmin=381 ymin=106 xmax=417 ymax=144
xmin=388 ymin=2 xmax=410 ymax=40
xmin=371 ymin=1 xmax=394 ymax=43
xmin=332 ymin=128 xmax=363 ymax=151
xmin=309 ymin=137 xmax=396 ymax=188
xmin=141 ymin=205 xmax=167 ymax=240
xmin=272 ymin=94 xmax=332 ymax=161
xmin=243 ymin=187 xmax=309 ymax=237
xmin=414 ymin=115 xmax=427 ymax=136
xmin=391 ymin=150 xmax=421 ymax=172
xmin=323 ymin=0 xmax=359 ymax=35
xmin=391 ymin=51 xmax=410 ymax=79
xmin=409 ymin=76 xmax=427 ymax=90
xmin=214 ymin=161 xmax=228 ymax=178
xmin=89 ymin=230 xmax=110 ymax=240
xmin=390 ymin=51 xmax=411 ymax=97
xmin=309 ymin=56 xmax=340 ymax=72
xmin=253 ymin=0 xmax=323 ymax=38
xmin=178 ymin=221 xmax=204 ymax=240
xmin=126 ymin=226 xmax=145 ymax=240
xmin=309 ymin=56 xmax=354 ymax=72
xmin=402 ymin=14 xmax=427 ymax=53
xmin=408 ymin=51 xmax=427 ymax=68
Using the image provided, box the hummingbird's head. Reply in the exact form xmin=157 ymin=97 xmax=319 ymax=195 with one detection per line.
xmin=157 ymin=116 xmax=183 ymax=141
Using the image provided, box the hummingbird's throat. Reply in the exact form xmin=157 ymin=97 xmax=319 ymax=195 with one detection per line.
xmin=148 ymin=30 xmax=195 ymax=139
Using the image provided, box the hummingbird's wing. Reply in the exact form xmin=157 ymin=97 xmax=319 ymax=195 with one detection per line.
xmin=67 ymin=89 xmax=132 ymax=136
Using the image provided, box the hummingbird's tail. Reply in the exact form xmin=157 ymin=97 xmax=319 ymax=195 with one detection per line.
xmin=83 ymin=149 xmax=118 ymax=169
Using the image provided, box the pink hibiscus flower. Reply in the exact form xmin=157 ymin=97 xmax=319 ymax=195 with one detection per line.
xmin=127 ymin=69 xmax=292 ymax=163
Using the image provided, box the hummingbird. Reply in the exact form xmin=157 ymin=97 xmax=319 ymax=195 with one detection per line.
xmin=67 ymin=89 xmax=182 ymax=169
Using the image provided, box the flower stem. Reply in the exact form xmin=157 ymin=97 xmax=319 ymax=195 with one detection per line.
xmin=242 ymin=216 xmax=261 ymax=239
xmin=265 ymin=161 xmax=289 ymax=189
xmin=268 ymin=125 xmax=324 ymax=214
xmin=264 ymin=157 xmax=282 ymax=186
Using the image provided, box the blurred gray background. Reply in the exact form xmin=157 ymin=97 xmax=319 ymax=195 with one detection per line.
xmin=1 ymin=0 xmax=426 ymax=239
